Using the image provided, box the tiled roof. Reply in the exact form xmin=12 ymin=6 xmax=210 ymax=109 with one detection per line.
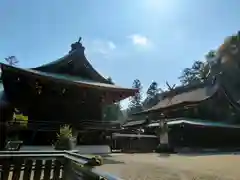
xmin=1 ymin=63 xmax=137 ymax=94
xmin=149 ymin=83 xmax=218 ymax=111
xmin=122 ymin=120 xmax=146 ymax=127
xmin=33 ymin=42 xmax=110 ymax=84
xmin=135 ymin=82 xmax=219 ymax=114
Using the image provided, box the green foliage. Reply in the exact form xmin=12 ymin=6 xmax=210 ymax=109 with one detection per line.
xmin=127 ymin=79 xmax=143 ymax=115
xmin=124 ymin=31 xmax=240 ymax=123
xmin=71 ymin=162 xmax=101 ymax=179
xmin=85 ymin=155 xmax=103 ymax=166
xmin=5 ymin=56 xmax=19 ymax=66
xmin=54 ymin=125 xmax=74 ymax=150
xmin=102 ymin=77 xmax=123 ymax=121
xmin=12 ymin=111 xmax=28 ymax=128
xmin=206 ymin=50 xmax=216 ymax=59
xmin=57 ymin=125 xmax=73 ymax=138
xmin=179 ymin=60 xmax=210 ymax=86
xmin=143 ymin=81 xmax=160 ymax=109
xmin=102 ymin=102 xmax=123 ymax=121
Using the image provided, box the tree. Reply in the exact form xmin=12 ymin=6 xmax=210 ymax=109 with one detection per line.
xmin=205 ymin=50 xmax=216 ymax=60
xmin=102 ymin=77 xmax=123 ymax=121
xmin=5 ymin=56 xmax=18 ymax=66
xmin=143 ymin=81 xmax=159 ymax=109
xmin=146 ymin=81 xmax=158 ymax=98
xmin=0 ymin=56 xmax=19 ymax=83
xmin=127 ymin=79 xmax=143 ymax=115
xmin=102 ymin=102 xmax=123 ymax=121
xmin=178 ymin=68 xmax=195 ymax=85
xmin=192 ymin=60 xmax=209 ymax=81
xmin=179 ymin=60 xmax=211 ymax=85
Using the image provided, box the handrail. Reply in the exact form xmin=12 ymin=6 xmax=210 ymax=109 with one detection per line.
xmin=0 ymin=153 xmax=64 ymax=158
xmin=64 ymin=150 xmax=92 ymax=161
xmin=0 ymin=150 xmax=78 ymax=154
xmin=0 ymin=150 xmax=122 ymax=180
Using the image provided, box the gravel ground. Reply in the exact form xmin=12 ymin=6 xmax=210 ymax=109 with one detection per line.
xmin=97 ymin=153 xmax=240 ymax=180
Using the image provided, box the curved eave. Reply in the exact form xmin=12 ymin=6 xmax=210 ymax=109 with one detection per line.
xmin=133 ymin=101 xmax=200 ymax=116
xmin=33 ymin=48 xmax=109 ymax=84
xmin=1 ymin=63 xmax=137 ymax=98
xmin=133 ymin=83 xmax=219 ymax=116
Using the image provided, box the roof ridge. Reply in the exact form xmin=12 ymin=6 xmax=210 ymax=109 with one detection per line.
xmin=160 ymin=81 xmax=215 ymax=100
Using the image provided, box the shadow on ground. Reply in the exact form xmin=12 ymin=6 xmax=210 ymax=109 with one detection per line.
xmin=177 ymin=152 xmax=240 ymax=156
xmin=99 ymin=154 xmax=113 ymax=158
xmin=103 ymin=158 xmax=125 ymax=165
xmin=157 ymin=153 xmax=171 ymax=158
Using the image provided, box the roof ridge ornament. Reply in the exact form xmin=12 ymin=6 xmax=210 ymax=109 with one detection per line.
xmin=78 ymin=37 xmax=82 ymax=43
xmin=69 ymin=37 xmax=85 ymax=53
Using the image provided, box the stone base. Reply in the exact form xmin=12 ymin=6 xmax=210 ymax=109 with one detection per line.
xmin=156 ymin=144 xmax=174 ymax=153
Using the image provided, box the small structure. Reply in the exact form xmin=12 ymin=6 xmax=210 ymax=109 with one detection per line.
xmin=111 ymin=133 xmax=158 ymax=153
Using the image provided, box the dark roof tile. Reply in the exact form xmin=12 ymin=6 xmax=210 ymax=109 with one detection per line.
xmin=145 ymin=83 xmax=219 ymax=112
xmin=122 ymin=120 xmax=146 ymax=127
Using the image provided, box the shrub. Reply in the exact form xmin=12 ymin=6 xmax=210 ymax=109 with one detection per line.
xmin=86 ymin=155 xmax=103 ymax=166
xmin=54 ymin=125 xmax=75 ymax=150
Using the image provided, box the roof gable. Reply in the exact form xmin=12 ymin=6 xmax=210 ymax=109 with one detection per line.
xmin=142 ymin=82 xmax=219 ymax=113
xmin=33 ymin=41 xmax=109 ymax=83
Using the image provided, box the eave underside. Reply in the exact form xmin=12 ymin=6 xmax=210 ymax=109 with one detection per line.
xmin=1 ymin=63 xmax=137 ymax=103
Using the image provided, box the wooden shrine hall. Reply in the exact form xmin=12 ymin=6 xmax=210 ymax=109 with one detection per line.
xmin=0 ymin=39 xmax=137 ymax=149
xmin=123 ymin=79 xmax=240 ymax=149
xmin=134 ymin=79 xmax=240 ymax=122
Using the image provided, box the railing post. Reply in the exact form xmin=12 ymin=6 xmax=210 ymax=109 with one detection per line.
xmin=63 ymin=158 xmax=73 ymax=180
xmin=0 ymin=123 xmax=6 ymax=150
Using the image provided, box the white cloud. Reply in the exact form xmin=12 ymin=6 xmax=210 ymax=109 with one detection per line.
xmin=88 ymin=39 xmax=117 ymax=58
xmin=108 ymin=41 xmax=116 ymax=50
xmin=129 ymin=34 xmax=150 ymax=46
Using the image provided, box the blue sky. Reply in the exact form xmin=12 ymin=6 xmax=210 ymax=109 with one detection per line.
xmin=0 ymin=0 xmax=240 ymax=108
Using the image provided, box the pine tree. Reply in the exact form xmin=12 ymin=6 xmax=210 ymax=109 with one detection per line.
xmin=5 ymin=56 xmax=18 ymax=66
xmin=127 ymin=79 xmax=143 ymax=115
xmin=102 ymin=77 xmax=123 ymax=121
xmin=143 ymin=81 xmax=159 ymax=109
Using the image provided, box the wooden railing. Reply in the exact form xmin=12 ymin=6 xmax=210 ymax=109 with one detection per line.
xmin=0 ymin=151 xmax=122 ymax=180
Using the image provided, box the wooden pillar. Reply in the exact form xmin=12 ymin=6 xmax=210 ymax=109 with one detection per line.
xmin=0 ymin=105 xmax=13 ymax=150
xmin=0 ymin=119 xmax=6 ymax=150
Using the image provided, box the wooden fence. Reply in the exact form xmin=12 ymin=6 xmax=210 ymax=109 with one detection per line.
xmin=0 ymin=151 xmax=122 ymax=180
xmin=112 ymin=133 xmax=158 ymax=153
